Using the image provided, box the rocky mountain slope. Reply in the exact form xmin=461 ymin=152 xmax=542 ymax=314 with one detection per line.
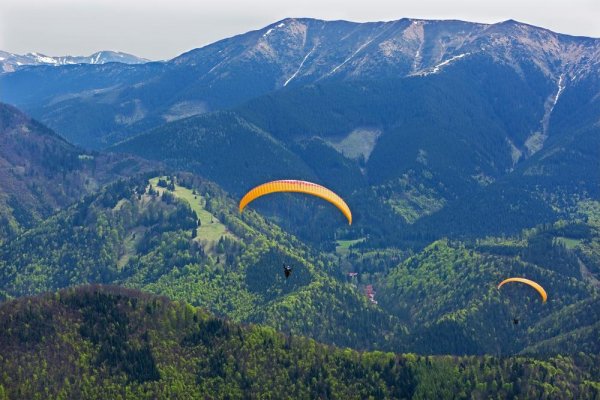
xmin=1 ymin=18 xmax=598 ymax=148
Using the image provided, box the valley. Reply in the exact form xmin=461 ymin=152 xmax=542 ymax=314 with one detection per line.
xmin=0 ymin=15 xmax=598 ymax=398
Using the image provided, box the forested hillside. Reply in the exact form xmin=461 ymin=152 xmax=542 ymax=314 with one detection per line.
xmin=1 ymin=285 xmax=598 ymax=399
xmin=377 ymin=238 xmax=597 ymax=355
xmin=0 ymin=17 xmax=599 ymax=399
xmin=0 ymin=103 xmax=152 ymax=245
xmin=111 ymin=54 xmax=599 ymax=245
xmin=1 ymin=172 xmax=598 ymax=355
xmin=0 ymin=174 xmax=404 ymax=349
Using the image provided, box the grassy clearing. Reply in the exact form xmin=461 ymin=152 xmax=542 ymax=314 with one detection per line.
xmin=555 ymin=237 xmax=581 ymax=250
xmin=387 ymin=191 xmax=446 ymax=224
xmin=335 ymin=238 xmax=366 ymax=255
xmin=117 ymin=227 xmax=146 ymax=268
xmin=476 ymin=237 xmax=526 ymax=247
xmin=149 ymin=177 xmax=235 ymax=254
xmin=327 ymin=128 xmax=381 ymax=161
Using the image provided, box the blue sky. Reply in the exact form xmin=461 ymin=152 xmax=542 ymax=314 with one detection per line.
xmin=1 ymin=0 xmax=598 ymax=60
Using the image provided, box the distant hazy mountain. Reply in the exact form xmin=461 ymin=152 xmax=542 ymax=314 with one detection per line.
xmin=1 ymin=18 xmax=598 ymax=149
xmin=0 ymin=50 xmax=148 ymax=73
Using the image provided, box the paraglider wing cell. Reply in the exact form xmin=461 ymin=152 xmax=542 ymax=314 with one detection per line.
xmin=239 ymin=180 xmax=352 ymax=224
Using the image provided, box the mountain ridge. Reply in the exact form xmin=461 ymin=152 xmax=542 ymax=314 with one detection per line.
xmin=1 ymin=17 xmax=599 ymax=148
xmin=0 ymin=14 xmax=599 ymax=361
xmin=0 ymin=50 xmax=149 ymax=73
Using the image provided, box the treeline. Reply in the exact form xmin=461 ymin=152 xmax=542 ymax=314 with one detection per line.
xmin=0 ymin=103 xmax=152 ymax=246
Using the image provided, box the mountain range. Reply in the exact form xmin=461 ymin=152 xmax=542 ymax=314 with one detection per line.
xmin=0 ymin=50 xmax=148 ymax=73
xmin=1 ymin=18 xmax=599 ymax=148
xmin=0 ymin=17 xmax=599 ymax=398
xmin=1 ymin=19 xmax=598 ymax=242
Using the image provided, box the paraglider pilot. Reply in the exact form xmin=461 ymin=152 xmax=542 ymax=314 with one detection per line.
xmin=283 ymin=264 xmax=292 ymax=279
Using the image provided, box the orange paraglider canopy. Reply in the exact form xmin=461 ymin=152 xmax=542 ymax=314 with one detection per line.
xmin=239 ymin=180 xmax=352 ymax=224
xmin=497 ymin=277 xmax=547 ymax=303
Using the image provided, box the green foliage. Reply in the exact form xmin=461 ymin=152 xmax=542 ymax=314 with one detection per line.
xmin=0 ymin=103 xmax=151 ymax=245
xmin=378 ymin=239 xmax=596 ymax=355
xmin=0 ymin=176 xmax=198 ymax=297
xmin=112 ymin=112 xmax=317 ymax=198
xmin=1 ymin=286 xmax=598 ymax=399
xmin=67 ymin=290 xmax=161 ymax=383
xmin=0 ymin=174 xmax=405 ymax=350
xmin=1 ymin=171 xmax=599 ymax=357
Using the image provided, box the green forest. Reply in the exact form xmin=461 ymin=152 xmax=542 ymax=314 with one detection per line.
xmin=0 ymin=19 xmax=599 ymax=397
xmin=1 ymin=174 xmax=598 ymax=358
xmin=1 ymin=286 xmax=598 ymax=399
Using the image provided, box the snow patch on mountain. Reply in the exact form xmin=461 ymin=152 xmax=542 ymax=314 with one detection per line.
xmin=263 ymin=22 xmax=286 ymax=37
xmin=328 ymin=39 xmax=375 ymax=75
xmin=551 ymin=74 xmax=565 ymax=112
xmin=417 ymin=53 xmax=471 ymax=76
xmin=526 ymin=74 xmax=568 ymax=155
xmin=402 ymin=20 xmax=426 ymax=72
xmin=284 ymin=46 xmax=316 ymax=86
xmin=31 ymin=53 xmax=58 ymax=64
xmin=327 ymin=22 xmax=402 ymax=76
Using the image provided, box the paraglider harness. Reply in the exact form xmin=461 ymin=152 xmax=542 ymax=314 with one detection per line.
xmin=283 ymin=264 xmax=292 ymax=278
